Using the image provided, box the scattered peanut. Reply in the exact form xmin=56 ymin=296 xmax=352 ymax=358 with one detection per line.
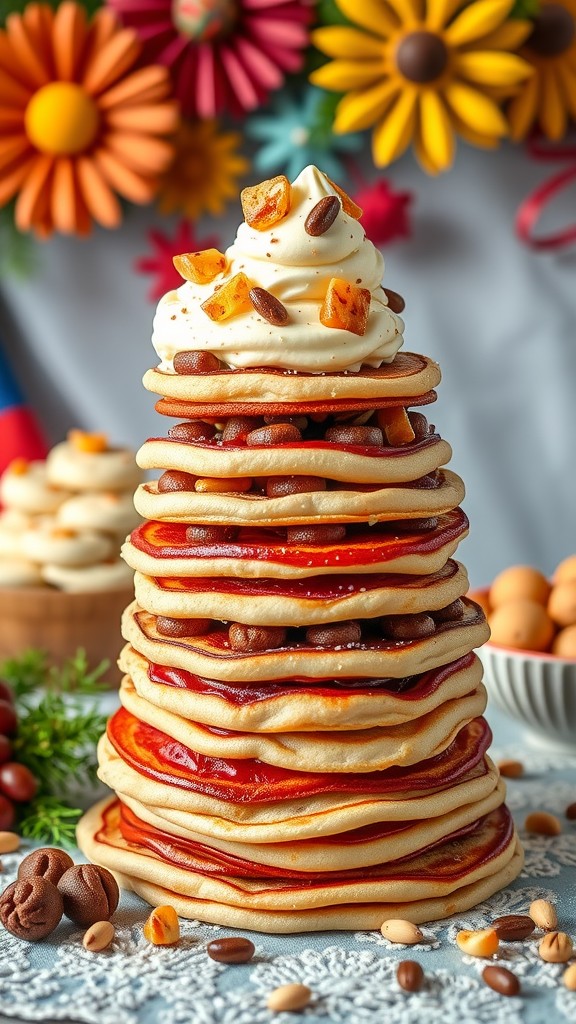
xmin=455 ymin=928 xmax=499 ymax=958
xmin=497 ymin=759 xmax=524 ymax=779
xmin=529 ymin=899 xmax=558 ymax=930
xmin=143 ymin=905 xmax=180 ymax=946
xmin=380 ymin=919 xmax=424 ymax=945
xmin=539 ymin=931 xmax=573 ymax=963
xmin=563 ymin=964 xmax=576 ymax=990
xmin=525 ymin=811 xmax=562 ymax=836
xmin=83 ymin=920 xmax=115 ymax=952
xmin=266 ymin=984 xmax=312 ymax=1012
xmin=0 ymin=832 xmax=20 ymax=854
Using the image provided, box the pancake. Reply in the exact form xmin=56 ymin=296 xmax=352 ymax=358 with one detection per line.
xmin=46 ymin=439 xmax=142 ymax=493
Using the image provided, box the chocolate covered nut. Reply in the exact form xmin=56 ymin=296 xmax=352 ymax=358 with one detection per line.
xmin=18 ymin=847 xmax=74 ymax=886
xmin=264 ymin=415 xmax=308 ymax=430
xmin=383 ymin=287 xmax=405 ymax=314
xmin=58 ymin=864 xmax=119 ymax=926
xmin=158 ymin=470 xmax=197 ymax=492
xmin=229 ymin=624 xmax=287 ymax=652
xmin=206 ymin=936 xmax=255 ymax=963
xmin=380 ymin=614 xmax=436 ymax=641
xmin=287 ymin=524 xmax=346 ymax=544
xmin=249 ymin=287 xmax=289 ymax=326
xmin=408 ymin=412 xmax=430 ymax=439
xmin=246 ymin=423 xmax=302 ymax=446
xmin=433 ymin=599 xmax=465 ymax=623
xmin=305 ymin=195 xmax=340 ymax=236
xmin=173 ymin=350 xmax=221 ymax=374
xmin=186 ymin=525 xmax=238 ymax=544
xmin=266 ymin=476 xmax=326 ymax=498
xmin=195 ymin=477 xmax=252 ymax=493
xmin=0 ymin=877 xmax=63 ymax=940
xmin=325 ymin=425 xmax=384 ymax=446
xmin=566 ymin=801 xmax=576 ymax=819
xmin=497 ymin=759 xmax=524 ymax=779
xmin=492 ymin=914 xmax=535 ymax=941
xmin=525 ymin=811 xmax=562 ymax=835
xmin=156 ymin=616 xmax=212 ymax=638
xmin=222 ymin=417 xmax=261 ymax=444
xmin=306 ymin=621 xmax=362 ymax=647
xmin=168 ymin=422 xmax=216 ymax=442
xmin=397 ymin=960 xmax=424 ymax=992
xmin=482 ymin=966 xmax=520 ymax=997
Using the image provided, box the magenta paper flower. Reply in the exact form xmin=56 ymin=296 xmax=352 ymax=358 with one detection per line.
xmin=107 ymin=0 xmax=313 ymax=117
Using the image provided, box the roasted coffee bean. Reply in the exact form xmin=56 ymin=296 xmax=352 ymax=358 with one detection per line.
xmin=168 ymin=422 xmax=216 ymax=442
xmin=222 ymin=417 xmax=261 ymax=444
xmin=381 ymin=614 xmax=436 ymax=641
xmin=173 ymin=350 xmax=221 ymax=374
xmin=157 ymin=470 xmax=197 ymax=492
xmin=246 ymin=423 xmax=302 ymax=446
xmin=304 ymin=195 xmax=340 ymax=236
xmin=324 ymin=425 xmax=384 ymax=446
xmin=433 ymin=599 xmax=465 ymax=623
xmin=287 ymin=525 xmax=346 ymax=544
xmin=492 ymin=914 xmax=535 ymax=941
xmin=408 ymin=412 xmax=430 ymax=440
xmin=482 ymin=965 xmax=520 ymax=997
xmin=58 ymin=864 xmax=119 ymax=927
xmin=185 ymin=525 xmax=238 ymax=544
xmin=397 ymin=960 xmax=424 ymax=992
xmin=156 ymin=616 xmax=212 ymax=638
xmin=383 ymin=287 xmax=405 ymax=314
xmin=0 ymin=877 xmax=63 ymax=941
xmin=18 ymin=848 xmax=74 ymax=887
xmin=306 ymin=621 xmax=362 ymax=647
xmin=249 ymin=287 xmax=289 ymax=326
xmin=228 ymin=624 xmax=287 ymax=652
xmin=264 ymin=415 xmax=308 ymax=430
xmin=206 ymin=936 xmax=255 ymax=963
xmin=266 ymin=476 xmax=326 ymax=498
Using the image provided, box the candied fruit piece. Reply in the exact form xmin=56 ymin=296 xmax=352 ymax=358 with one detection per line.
xmin=173 ymin=249 xmax=227 ymax=284
xmin=324 ymin=176 xmax=363 ymax=220
xmin=68 ymin=430 xmax=108 ymax=453
xmin=241 ymin=175 xmax=291 ymax=231
xmin=377 ymin=408 xmax=416 ymax=445
xmin=319 ymin=278 xmax=371 ymax=336
xmin=201 ymin=273 xmax=253 ymax=322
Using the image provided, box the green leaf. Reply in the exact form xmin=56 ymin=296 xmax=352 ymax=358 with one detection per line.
xmin=509 ymin=0 xmax=540 ymax=17
xmin=0 ymin=0 xmax=103 ymax=25
xmin=18 ymin=797 xmax=82 ymax=848
xmin=0 ymin=649 xmax=48 ymax=699
xmin=0 ymin=205 xmax=37 ymax=280
xmin=316 ymin=0 xmax=353 ymax=26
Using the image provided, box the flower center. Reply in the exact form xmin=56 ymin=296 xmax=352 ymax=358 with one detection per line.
xmin=527 ymin=3 xmax=575 ymax=56
xmin=290 ymin=126 xmax=310 ymax=146
xmin=25 ymin=82 xmax=99 ymax=156
xmin=395 ymin=30 xmax=448 ymax=83
xmin=171 ymin=0 xmax=237 ymax=41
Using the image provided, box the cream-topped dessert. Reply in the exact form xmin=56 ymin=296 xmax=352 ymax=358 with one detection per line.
xmin=78 ymin=167 xmax=522 ymax=932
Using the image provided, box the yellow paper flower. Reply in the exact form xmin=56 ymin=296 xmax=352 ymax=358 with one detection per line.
xmin=311 ymin=0 xmax=534 ymax=173
xmin=156 ymin=120 xmax=249 ymax=220
xmin=507 ymin=0 xmax=576 ymax=139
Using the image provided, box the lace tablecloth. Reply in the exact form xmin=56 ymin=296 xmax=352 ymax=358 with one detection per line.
xmin=1 ymin=706 xmax=575 ymax=1024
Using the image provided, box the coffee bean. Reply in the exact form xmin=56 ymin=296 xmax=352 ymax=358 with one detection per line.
xmin=397 ymin=960 xmax=424 ymax=992
xmin=306 ymin=621 xmax=362 ymax=647
xmin=408 ymin=412 xmax=430 ymax=440
xmin=228 ymin=624 xmax=287 ymax=652
xmin=287 ymin=525 xmax=346 ymax=544
xmin=185 ymin=525 xmax=238 ymax=544
xmin=0 ymin=877 xmax=63 ymax=941
xmin=482 ymin=965 xmax=520 ymax=997
xmin=58 ymin=864 xmax=119 ymax=927
xmin=158 ymin=470 xmax=197 ymax=492
xmin=383 ymin=287 xmax=405 ymax=314
xmin=433 ymin=599 xmax=465 ymax=623
xmin=156 ymin=616 xmax=212 ymax=638
xmin=492 ymin=914 xmax=535 ymax=941
xmin=325 ymin=425 xmax=384 ymax=446
xmin=173 ymin=350 xmax=221 ymax=374
xmin=264 ymin=415 xmax=308 ymax=430
xmin=381 ymin=614 xmax=436 ymax=641
xmin=304 ymin=195 xmax=340 ymax=236
xmin=18 ymin=848 xmax=74 ymax=887
xmin=566 ymin=801 xmax=576 ymax=820
xmin=249 ymin=287 xmax=289 ymax=326
xmin=206 ymin=936 xmax=255 ymax=963
xmin=168 ymin=422 xmax=216 ymax=442
xmin=266 ymin=476 xmax=326 ymax=498
xmin=246 ymin=423 xmax=302 ymax=446
xmin=222 ymin=417 xmax=261 ymax=444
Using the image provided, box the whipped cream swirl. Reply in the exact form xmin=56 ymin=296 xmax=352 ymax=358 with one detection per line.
xmin=152 ymin=165 xmax=404 ymax=373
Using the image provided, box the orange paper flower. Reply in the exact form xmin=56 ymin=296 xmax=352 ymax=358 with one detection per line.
xmin=507 ymin=0 xmax=576 ymax=140
xmin=0 ymin=1 xmax=179 ymax=237
xmin=156 ymin=119 xmax=249 ymax=220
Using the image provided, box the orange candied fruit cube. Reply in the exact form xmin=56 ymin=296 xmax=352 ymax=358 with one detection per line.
xmin=241 ymin=175 xmax=291 ymax=231
xmin=377 ymin=407 xmax=416 ymax=445
xmin=201 ymin=272 xmax=253 ymax=322
xmin=173 ymin=249 xmax=227 ymax=285
xmin=319 ymin=278 xmax=371 ymax=337
xmin=324 ymin=176 xmax=363 ymax=220
xmin=68 ymin=429 xmax=108 ymax=453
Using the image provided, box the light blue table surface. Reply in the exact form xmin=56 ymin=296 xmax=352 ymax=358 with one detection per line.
xmin=0 ymin=699 xmax=574 ymax=1024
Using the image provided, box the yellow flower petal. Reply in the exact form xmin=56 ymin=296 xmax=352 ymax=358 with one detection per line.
xmin=479 ymin=19 xmax=532 ymax=51
xmin=539 ymin=67 xmax=567 ymax=140
xmin=427 ymin=0 xmax=465 ymax=31
xmin=311 ymin=59 xmax=384 ymax=92
xmin=336 ymin=0 xmax=399 ymax=36
xmin=333 ymin=78 xmax=399 ymax=132
xmin=311 ymin=26 xmax=387 ymax=58
xmin=506 ymin=73 xmax=539 ymax=140
xmin=455 ymin=50 xmax=533 ymax=87
xmin=419 ymin=89 xmax=455 ymax=170
xmin=372 ymin=87 xmax=418 ymax=165
xmin=445 ymin=0 xmax=514 ymax=47
xmin=450 ymin=111 xmax=501 ymax=147
xmin=383 ymin=0 xmax=421 ymax=26
xmin=558 ymin=60 xmax=576 ymax=120
xmin=444 ymin=79 xmax=508 ymax=135
xmin=413 ymin=122 xmax=443 ymax=173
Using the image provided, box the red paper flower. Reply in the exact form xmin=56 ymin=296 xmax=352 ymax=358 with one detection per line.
xmin=135 ymin=220 xmax=220 ymax=300
xmin=107 ymin=0 xmax=313 ymax=118
xmin=354 ymin=180 xmax=413 ymax=247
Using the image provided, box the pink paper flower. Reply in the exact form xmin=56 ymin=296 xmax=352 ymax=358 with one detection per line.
xmin=107 ymin=0 xmax=313 ymax=117
xmin=135 ymin=220 xmax=221 ymax=301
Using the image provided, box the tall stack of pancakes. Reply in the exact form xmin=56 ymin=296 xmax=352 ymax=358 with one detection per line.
xmin=78 ymin=166 xmax=522 ymax=932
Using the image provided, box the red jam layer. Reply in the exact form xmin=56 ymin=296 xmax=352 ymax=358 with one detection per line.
xmin=130 ymin=509 xmax=468 ymax=569
xmin=107 ymin=709 xmax=491 ymax=802
xmin=147 ymin=652 xmax=476 ymax=704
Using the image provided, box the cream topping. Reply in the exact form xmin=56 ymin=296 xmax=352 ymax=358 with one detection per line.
xmin=152 ymin=165 xmax=404 ymax=374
